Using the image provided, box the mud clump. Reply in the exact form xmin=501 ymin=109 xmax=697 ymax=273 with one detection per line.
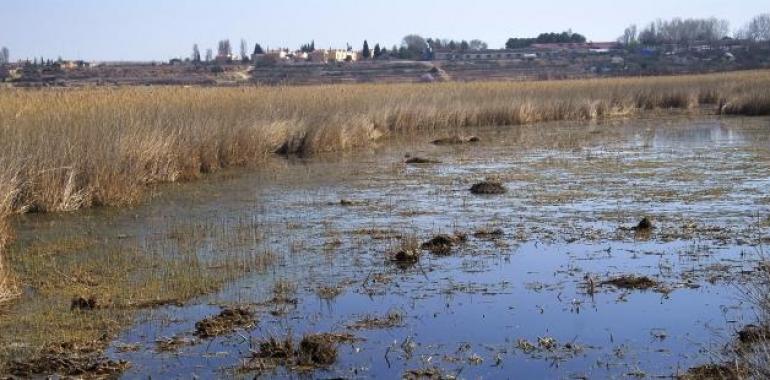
xmin=431 ymin=135 xmax=480 ymax=145
xmin=404 ymin=366 xmax=456 ymax=380
xmin=601 ymin=275 xmax=659 ymax=290
xmin=7 ymin=342 xmax=130 ymax=378
xmin=405 ymin=157 xmax=442 ymax=164
xmin=392 ymin=249 xmax=420 ymax=264
xmin=155 ymin=336 xmax=197 ymax=353
xmin=316 ymin=286 xmax=344 ymax=300
xmin=243 ymin=333 xmax=357 ymax=372
xmin=737 ymin=324 xmax=769 ymax=344
xmin=470 ymin=181 xmax=507 ymax=195
xmin=420 ymin=234 xmax=464 ymax=255
xmin=634 ymin=217 xmax=654 ymax=230
xmin=297 ymin=334 xmax=338 ymax=366
xmin=473 ymin=228 xmax=504 ymax=239
xmin=194 ymin=307 xmax=256 ymax=338
xmin=348 ymin=310 xmax=404 ymax=329
xmin=70 ymin=295 xmax=100 ymax=311
xmin=338 ymin=199 xmax=356 ymax=206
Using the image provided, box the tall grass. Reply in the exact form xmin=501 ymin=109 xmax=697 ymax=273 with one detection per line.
xmin=0 ymin=70 xmax=769 ymax=304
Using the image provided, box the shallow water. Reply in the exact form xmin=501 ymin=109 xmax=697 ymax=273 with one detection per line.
xmin=15 ymin=115 xmax=770 ymax=379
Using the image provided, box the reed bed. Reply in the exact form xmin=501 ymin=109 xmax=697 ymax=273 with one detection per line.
xmin=0 ymin=70 xmax=769 ymax=304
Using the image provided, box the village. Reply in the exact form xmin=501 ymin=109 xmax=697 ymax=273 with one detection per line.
xmin=1 ymin=21 xmax=769 ymax=86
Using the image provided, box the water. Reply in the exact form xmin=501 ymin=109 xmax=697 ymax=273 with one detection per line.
xmin=15 ymin=115 xmax=770 ymax=379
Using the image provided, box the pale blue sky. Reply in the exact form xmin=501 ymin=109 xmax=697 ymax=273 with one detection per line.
xmin=1 ymin=0 xmax=767 ymax=61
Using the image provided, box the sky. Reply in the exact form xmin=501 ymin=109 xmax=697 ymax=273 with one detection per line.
xmin=1 ymin=0 xmax=767 ymax=61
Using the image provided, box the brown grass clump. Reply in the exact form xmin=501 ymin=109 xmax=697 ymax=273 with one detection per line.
xmin=678 ymin=363 xmax=746 ymax=380
xmin=243 ymin=333 xmax=357 ymax=372
xmin=390 ymin=235 xmax=421 ymax=266
xmin=601 ymin=275 xmax=659 ymax=290
xmin=634 ymin=217 xmax=654 ymax=231
xmin=5 ymin=341 xmax=130 ymax=378
xmin=405 ymin=157 xmax=442 ymax=164
xmin=473 ymin=228 xmax=504 ymax=239
xmin=348 ymin=309 xmax=405 ymax=330
xmin=194 ymin=307 xmax=256 ymax=338
xmin=722 ymin=92 xmax=770 ymax=116
xmin=431 ymin=135 xmax=480 ymax=145
xmin=404 ymin=366 xmax=456 ymax=380
xmin=470 ymin=180 xmax=507 ymax=195
xmin=421 ymin=234 xmax=465 ymax=255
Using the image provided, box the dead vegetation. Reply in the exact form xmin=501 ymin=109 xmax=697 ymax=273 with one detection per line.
xmin=634 ymin=217 xmax=654 ymax=231
xmin=403 ymin=366 xmax=457 ymax=380
xmin=194 ymin=307 xmax=256 ymax=338
xmin=473 ymin=227 xmax=504 ymax=239
xmin=348 ymin=309 xmax=405 ymax=330
xmin=5 ymin=341 xmax=130 ymax=378
xmin=316 ymin=285 xmax=344 ymax=300
xmin=155 ymin=335 xmax=197 ymax=353
xmin=470 ymin=180 xmax=507 ymax=195
xmin=390 ymin=235 xmax=422 ymax=266
xmin=737 ymin=324 xmax=770 ymax=345
xmin=431 ymin=135 xmax=480 ymax=145
xmin=421 ymin=233 xmax=465 ymax=255
xmin=71 ymin=295 xmax=101 ymax=311
xmin=405 ymin=156 xmax=442 ymax=164
xmin=242 ymin=332 xmax=357 ymax=373
xmin=601 ymin=275 xmax=659 ymax=290
xmin=678 ymin=363 xmax=746 ymax=380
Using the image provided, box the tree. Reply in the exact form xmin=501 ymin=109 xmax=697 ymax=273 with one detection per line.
xmin=217 ymin=39 xmax=232 ymax=59
xmin=240 ymin=39 xmax=249 ymax=62
xmin=373 ymin=43 xmax=381 ymax=58
xmin=619 ymin=25 xmax=638 ymax=46
xmin=205 ymin=48 xmax=213 ymax=62
xmin=401 ymin=34 xmax=427 ymax=59
xmin=460 ymin=40 xmax=470 ymax=51
xmin=738 ymin=14 xmax=770 ymax=42
xmin=469 ymin=39 xmax=488 ymax=50
xmin=253 ymin=43 xmax=264 ymax=55
xmin=636 ymin=18 xmax=729 ymax=45
xmin=300 ymin=40 xmax=315 ymax=53
xmin=534 ymin=31 xmax=586 ymax=44
xmin=362 ymin=40 xmax=371 ymax=59
xmin=191 ymin=44 xmax=201 ymax=63
xmin=0 ymin=47 xmax=8 ymax=65
xmin=505 ymin=38 xmax=535 ymax=49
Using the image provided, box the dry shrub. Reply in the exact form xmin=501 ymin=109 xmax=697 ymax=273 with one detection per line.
xmin=722 ymin=92 xmax=770 ymax=116
xmin=0 ymin=170 xmax=20 ymax=306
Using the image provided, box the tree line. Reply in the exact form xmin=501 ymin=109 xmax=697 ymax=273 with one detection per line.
xmin=0 ymin=47 xmax=9 ymax=65
xmin=505 ymin=31 xmax=587 ymax=49
xmin=619 ymin=13 xmax=770 ymax=46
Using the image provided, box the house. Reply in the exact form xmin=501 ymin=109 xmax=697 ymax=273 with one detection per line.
xmin=308 ymin=50 xmax=329 ymax=63
xmin=433 ymin=49 xmax=529 ymax=61
xmin=531 ymin=42 xmax=619 ymax=52
xmin=329 ymin=50 xmax=357 ymax=62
